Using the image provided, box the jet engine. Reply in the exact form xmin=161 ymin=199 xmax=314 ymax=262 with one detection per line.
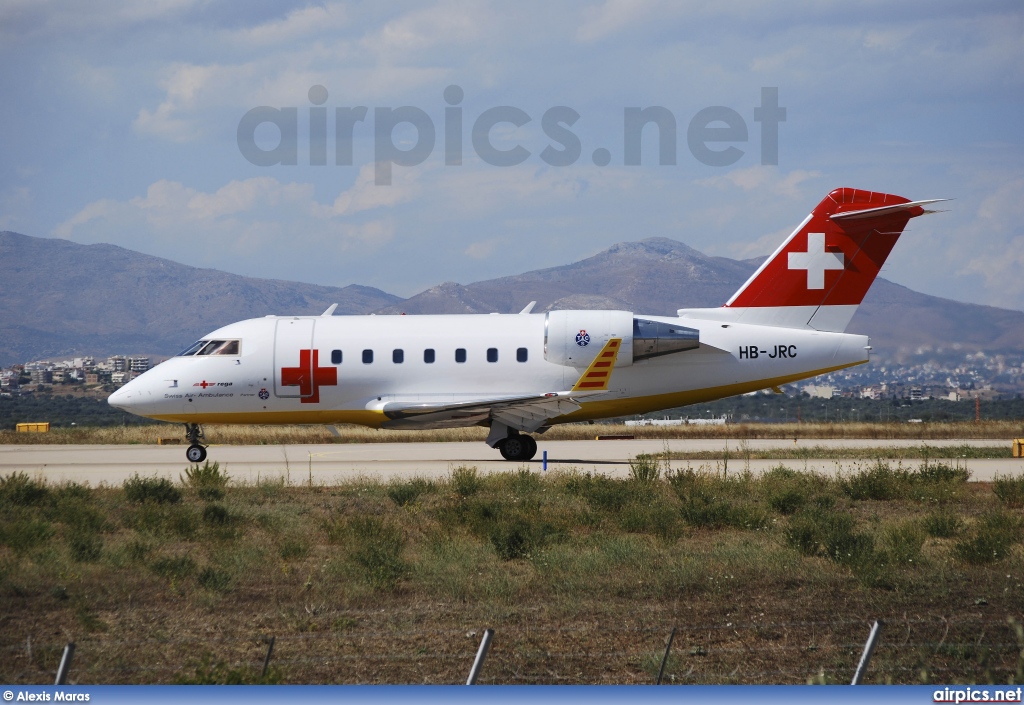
xmin=544 ymin=310 xmax=700 ymax=368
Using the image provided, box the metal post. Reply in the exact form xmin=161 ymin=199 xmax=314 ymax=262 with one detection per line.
xmin=466 ymin=628 xmax=494 ymax=685
xmin=851 ymin=620 xmax=882 ymax=685
xmin=261 ymin=636 xmax=276 ymax=678
xmin=542 ymin=450 xmax=547 ymax=472
xmin=656 ymin=627 xmax=677 ymax=685
xmin=55 ymin=642 xmax=75 ymax=685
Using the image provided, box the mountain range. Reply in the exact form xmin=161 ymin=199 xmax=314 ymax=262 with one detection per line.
xmin=2 ymin=230 xmax=1022 ymax=366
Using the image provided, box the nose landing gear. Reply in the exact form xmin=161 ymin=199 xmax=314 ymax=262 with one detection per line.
xmin=184 ymin=423 xmax=207 ymax=463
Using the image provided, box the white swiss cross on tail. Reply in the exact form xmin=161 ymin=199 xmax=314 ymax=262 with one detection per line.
xmin=718 ymin=188 xmax=945 ymax=332
xmin=788 ymin=233 xmax=844 ymax=289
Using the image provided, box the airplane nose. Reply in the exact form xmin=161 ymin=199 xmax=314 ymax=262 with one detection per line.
xmin=108 ymin=385 xmax=138 ymax=411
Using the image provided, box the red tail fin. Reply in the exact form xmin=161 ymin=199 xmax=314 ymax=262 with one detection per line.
xmin=721 ymin=188 xmax=943 ymax=331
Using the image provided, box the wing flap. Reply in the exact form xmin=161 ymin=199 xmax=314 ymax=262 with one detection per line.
xmin=377 ymin=338 xmax=623 ymax=431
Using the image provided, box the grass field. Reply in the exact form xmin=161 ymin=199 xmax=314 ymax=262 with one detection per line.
xmin=2 ymin=420 xmax=1024 ymax=447
xmin=1 ymin=458 xmax=1023 ymax=685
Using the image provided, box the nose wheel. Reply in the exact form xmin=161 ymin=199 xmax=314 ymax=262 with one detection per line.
xmin=497 ymin=433 xmax=538 ymax=461
xmin=184 ymin=423 xmax=207 ymax=463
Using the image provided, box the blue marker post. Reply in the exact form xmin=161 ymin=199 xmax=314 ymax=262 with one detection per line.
xmin=542 ymin=450 xmax=548 ymax=472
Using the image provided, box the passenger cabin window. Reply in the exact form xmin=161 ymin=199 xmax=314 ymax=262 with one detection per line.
xmin=393 ymin=349 xmax=404 ymax=364
xmin=455 ymin=348 xmax=467 ymax=363
xmin=362 ymin=349 xmax=373 ymax=364
xmin=517 ymin=347 xmax=528 ymax=362
xmin=331 ymin=350 xmax=342 ymax=365
xmin=179 ymin=340 xmax=241 ymax=356
xmin=424 ymin=348 xmax=435 ymax=363
xmin=487 ymin=348 xmax=498 ymax=363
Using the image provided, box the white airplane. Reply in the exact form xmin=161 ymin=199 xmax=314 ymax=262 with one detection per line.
xmin=109 ymin=188 xmax=944 ymax=463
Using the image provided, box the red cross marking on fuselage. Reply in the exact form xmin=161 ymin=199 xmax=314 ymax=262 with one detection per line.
xmin=280 ymin=349 xmax=337 ymax=404
xmin=199 ymin=380 xmax=210 ymax=389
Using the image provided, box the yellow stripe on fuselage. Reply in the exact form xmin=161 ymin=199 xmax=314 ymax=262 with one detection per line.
xmin=553 ymin=360 xmax=863 ymax=423
xmin=145 ymin=361 xmax=862 ymax=429
xmin=571 ymin=338 xmax=621 ymax=392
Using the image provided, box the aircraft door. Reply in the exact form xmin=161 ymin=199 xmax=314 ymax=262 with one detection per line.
xmin=274 ymin=318 xmax=316 ymax=398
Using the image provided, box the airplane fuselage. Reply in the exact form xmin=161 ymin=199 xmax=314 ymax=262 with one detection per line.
xmin=110 ymin=311 xmax=868 ymax=428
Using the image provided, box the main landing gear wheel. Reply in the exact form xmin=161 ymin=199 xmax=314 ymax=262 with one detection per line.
xmin=183 ymin=423 xmax=207 ymax=463
xmin=498 ymin=434 xmax=538 ymax=462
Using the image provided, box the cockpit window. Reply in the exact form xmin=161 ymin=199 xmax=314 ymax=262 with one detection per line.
xmin=177 ymin=340 xmax=241 ymax=356
xmin=177 ymin=340 xmax=206 ymax=356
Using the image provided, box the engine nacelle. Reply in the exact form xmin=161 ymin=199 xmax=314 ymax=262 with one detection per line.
xmin=544 ymin=310 xmax=635 ymax=368
xmin=632 ymin=318 xmax=700 ymax=360
xmin=544 ymin=310 xmax=702 ymax=369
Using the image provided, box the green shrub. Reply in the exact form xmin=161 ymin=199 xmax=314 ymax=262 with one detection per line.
xmin=181 ymin=461 xmax=229 ymax=501
xmin=954 ymin=512 xmax=1022 ymax=564
xmin=124 ymin=474 xmax=181 ymax=504
xmin=916 ymin=462 xmax=970 ymax=484
xmin=993 ymin=474 xmax=1024 ymax=508
xmin=629 ymin=454 xmax=662 ymax=483
xmin=202 ymin=504 xmax=230 ymax=525
xmin=768 ymin=488 xmax=807 ymax=515
xmin=51 ymin=497 xmax=105 ymax=533
xmin=151 ymin=554 xmax=197 ymax=580
xmin=508 ymin=468 xmax=543 ymax=495
xmin=174 ymin=653 xmax=281 ymax=684
xmin=387 ymin=477 xmax=435 ymax=506
xmin=68 ymin=532 xmax=103 ymax=562
xmin=123 ymin=504 xmax=198 ymax=539
xmin=489 ymin=516 xmax=537 ymax=560
xmin=197 ymin=567 xmax=232 ymax=592
xmin=346 ymin=516 xmax=407 ymax=590
xmin=842 ymin=462 xmax=911 ymax=501
xmin=882 ymin=522 xmax=925 ymax=565
xmin=785 ymin=509 xmax=874 ymax=567
xmin=0 ymin=518 xmax=54 ymax=553
xmin=450 ymin=466 xmax=481 ymax=498
xmin=278 ymin=535 xmax=309 ymax=561
xmin=125 ymin=539 xmax=152 ymax=562
xmin=0 ymin=472 xmax=50 ymax=506
xmin=923 ymin=511 xmax=963 ymax=538
xmin=54 ymin=482 xmax=91 ymax=502
xmin=566 ymin=472 xmax=644 ymax=513
xmin=618 ymin=500 xmax=681 ymax=539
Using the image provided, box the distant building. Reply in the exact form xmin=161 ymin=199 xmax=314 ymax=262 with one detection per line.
xmin=108 ymin=356 xmax=126 ymax=372
xmin=111 ymin=371 xmax=127 ymax=386
xmin=804 ymin=384 xmax=840 ymax=399
xmin=30 ymin=369 xmax=52 ymax=384
xmin=85 ymin=373 xmax=99 ymax=385
xmin=128 ymin=356 xmax=150 ymax=373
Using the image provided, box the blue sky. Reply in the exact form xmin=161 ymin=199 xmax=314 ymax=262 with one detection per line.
xmin=1 ymin=1 xmax=1022 ymax=308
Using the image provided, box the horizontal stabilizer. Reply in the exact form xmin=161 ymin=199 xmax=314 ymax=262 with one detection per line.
xmin=829 ymin=199 xmax=949 ymax=221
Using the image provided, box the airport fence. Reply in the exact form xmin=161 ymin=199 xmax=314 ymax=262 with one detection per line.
xmin=6 ymin=614 xmax=1024 ymax=686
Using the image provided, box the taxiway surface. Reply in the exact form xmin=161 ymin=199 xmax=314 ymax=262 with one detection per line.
xmin=0 ymin=438 xmax=1019 ymax=485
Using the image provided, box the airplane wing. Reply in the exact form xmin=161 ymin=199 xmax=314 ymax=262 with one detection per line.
xmin=374 ymin=338 xmax=622 ymax=431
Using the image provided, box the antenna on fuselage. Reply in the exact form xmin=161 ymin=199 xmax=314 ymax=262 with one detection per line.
xmin=321 ymin=303 xmax=338 ymax=317
xmin=519 ymin=301 xmax=537 ymax=314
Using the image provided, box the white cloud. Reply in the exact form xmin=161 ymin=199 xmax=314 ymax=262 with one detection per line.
xmin=330 ymin=163 xmax=420 ymax=216
xmin=464 ymin=238 xmax=501 ymax=259
xmin=51 ymin=175 xmax=399 ymax=283
xmin=576 ymin=0 xmax=662 ymax=43
xmin=698 ymin=166 xmax=821 ymax=199
xmin=958 ymin=178 xmax=1024 ymax=305
xmin=228 ymin=3 xmax=350 ymax=46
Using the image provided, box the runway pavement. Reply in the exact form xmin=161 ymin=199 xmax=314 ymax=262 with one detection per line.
xmin=0 ymin=438 xmax=1020 ymax=485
